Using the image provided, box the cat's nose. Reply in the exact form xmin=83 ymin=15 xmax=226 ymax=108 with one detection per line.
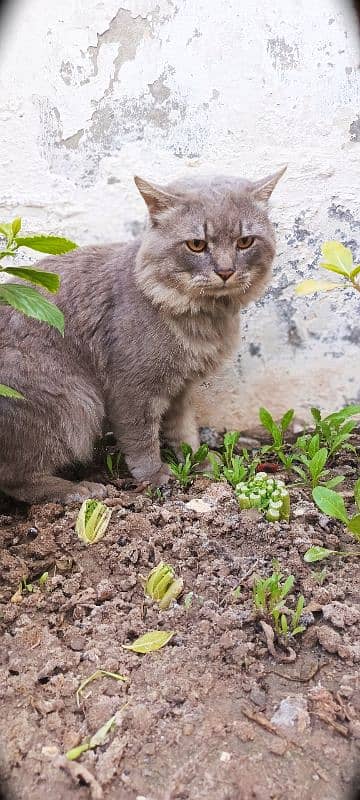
xmin=214 ymin=269 xmax=235 ymax=282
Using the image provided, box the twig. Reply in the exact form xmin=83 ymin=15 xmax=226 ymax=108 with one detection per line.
xmin=240 ymin=704 xmax=303 ymax=750
xmin=311 ymin=711 xmax=348 ymax=738
xmin=55 ymin=755 xmax=103 ymax=799
xmin=269 ymin=660 xmax=328 ymax=683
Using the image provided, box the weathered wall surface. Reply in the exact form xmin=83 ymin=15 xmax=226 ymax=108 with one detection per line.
xmin=0 ymin=0 xmax=359 ymax=429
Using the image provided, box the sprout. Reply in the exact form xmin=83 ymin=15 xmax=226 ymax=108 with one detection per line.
xmin=75 ymin=499 xmax=112 ymax=544
xmin=144 ymin=561 xmax=184 ymax=610
xmin=235 ymin=475 xmax=290 ymax=523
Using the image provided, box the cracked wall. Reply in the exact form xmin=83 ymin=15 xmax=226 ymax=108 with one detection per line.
xmin=0 ymin=0 xmax=359 ymax=429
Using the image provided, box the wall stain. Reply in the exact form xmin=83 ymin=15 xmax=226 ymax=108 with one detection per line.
xmin=328 ymin=203 xmax=360 ymax=231
xmin=267 ymin=36 xmax=299 ymax=71
xmin=349 ymin=115 xmax=360 ymax=142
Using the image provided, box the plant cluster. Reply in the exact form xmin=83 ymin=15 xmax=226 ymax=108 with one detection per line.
xmin=236 ymin=472 xmax=290 ymax=522
xmin=166 ymin=442 xmax=209 ymax=486
xmin=253 ymin=568 xmax=305 ymax=637
xmin=296 ymin=241 xmax=360 ymax=298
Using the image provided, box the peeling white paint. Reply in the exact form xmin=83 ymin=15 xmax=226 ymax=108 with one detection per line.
xmin=0 ymin=0 xmax=359 ymax=428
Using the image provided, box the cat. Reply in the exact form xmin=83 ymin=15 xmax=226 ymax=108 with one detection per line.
xmin=0 ymin=167 xmax=286 ymax=503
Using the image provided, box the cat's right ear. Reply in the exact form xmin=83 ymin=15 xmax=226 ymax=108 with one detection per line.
xmin=134 ymin=176 xmax=178 ymax=219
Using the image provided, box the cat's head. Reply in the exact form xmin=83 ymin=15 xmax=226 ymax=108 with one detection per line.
xmin=134 ymin=168 xmax=286 ymax=314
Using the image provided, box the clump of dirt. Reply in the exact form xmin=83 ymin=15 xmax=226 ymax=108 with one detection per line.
xmin=1 ymin=443 xmax=360 ymax=800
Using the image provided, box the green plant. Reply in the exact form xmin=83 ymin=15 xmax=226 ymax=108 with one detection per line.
xmin=236 ymin=472 xmax=290 ymax=522
xmin=253 ymin=568 xmax=305 ymax=637
xmin=292 ymin=443 xmax=343 ymax=489
xmin=75 ymin=499 xmax=112 ymax=544
xmin=205 ymin=432 xmax=259 ymax=487
xmin=167 ymin=442 xmax=208 ymax=486
xmin=259 ymin=407 xmax=296 ymax=469
xmin=296 ymin=241 xmax=360 ymax=297
xmin=312 ymin=482 xmax=360 ymax=538
xmin=309 ymin=405 xmax=360 ymax=456
xmin=105 ymin=451 xmax=124 ymax=478
xmin=304 ymin=545 xmax=360 ymax=563
xmin=0 ymin=217 xmax=77 ymax=398
xmin=143 ymin=561 xmax=183 ymax=610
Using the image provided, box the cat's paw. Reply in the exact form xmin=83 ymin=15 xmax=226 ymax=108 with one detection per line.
xmin=64 ymin=481 xmax=108 ymax=504
xmin=141 ymin=465 xmax=171 ymax=488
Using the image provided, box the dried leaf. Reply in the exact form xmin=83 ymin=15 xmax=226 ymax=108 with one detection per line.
xmin=295 ymin=279 xmax=341 ymax=296
xmin=122 ymin=630 xmax=175 ymax=653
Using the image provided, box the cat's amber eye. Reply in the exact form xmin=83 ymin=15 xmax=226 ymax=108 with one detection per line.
xmin=186 ymin=239 xmax=207 ymax=253
xmin=236 ymin=236 xmax=255 ymax=250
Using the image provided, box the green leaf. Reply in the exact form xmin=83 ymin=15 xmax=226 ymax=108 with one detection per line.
xmin=259 ymin=407 xmax=275 ymax=434
xmin=11 ymin=218 xmax=21 ymax=236
xmin=295 ymin=279 xmax=341 ymax=295
xmin=122 ymin=630 xmax=175 ymax=653
xmin=66 ymin=743 xmax=90 ymax=761
xmin=0 ymin=384 xmax=24 ymax=399
xmin=304 ymin=546 xmax=335 ymax=563
xmin=347 ymin=514 xmax=360 ymax=536
xmin=89 ymin=715 xmax=116 ymax=749
xmin=320 ymin=262 xmax=351 ymax=277
xmin=350 ymin=264 xmax=360 ymax=280
xmin=312 ymin=486 xmax=349 ymax=523
xmin=311 ymin=407 xmax=321 ymax=424
xmin=323 ymin=476 xmax=345 ymax=489
xmin=309 ymin=448 xmax=328 ymax=481
xmin=0 ymin=222 xmax=13 ymax=239
xmin=15 ymin=235 xmax=78 ymax=255
xmin=281 ymin=408 xmax=294 ymax=432
xmin=0 ymin=283 xmax=64 ymax=334
xmin=354 ymin=479 xmax=360 ymax=512
xmin=321 ymin=241 xmax=353 ymax=275
xmin=1 ymin=266 xmax=60 ymax=293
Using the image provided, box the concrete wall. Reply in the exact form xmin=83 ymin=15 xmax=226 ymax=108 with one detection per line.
xmin=0 ymin=0 xmax=359 ymax=430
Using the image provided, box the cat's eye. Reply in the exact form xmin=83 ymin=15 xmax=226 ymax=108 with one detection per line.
xmin=186 ymin=239 xmax=207 ymax=253
xmin=236 ymin=236 xmax=255 ymax=250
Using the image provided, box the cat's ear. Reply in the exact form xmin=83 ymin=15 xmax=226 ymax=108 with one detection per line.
xmin=250 ymin=165 xmax=287 ymax=202
xmin=134 ymin=176 xmax=178 ymax=217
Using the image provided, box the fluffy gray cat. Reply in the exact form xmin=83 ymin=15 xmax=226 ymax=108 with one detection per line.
xmin=0 ymin=168 xmax=286 ymax=502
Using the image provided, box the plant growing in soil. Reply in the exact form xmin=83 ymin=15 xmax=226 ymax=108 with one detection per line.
xmin=75 ymin=499 xmax=112 ymax=544
xmin=205 ymin=432 xmax=259 ymax=487
xmin=167 ymin=442 xmax=208 ymax=486
xmin=253 ymin=569 xmax=305 ymax=637
xmin=312 ymin=482 xmax=360 ymax=537
xmin=105 ymin=451 xmax=124 ymax=478
xmin=144 ymin=561 xmax=184 ymax=609
xmin=236 ymin=472 xmax=290 ymax=522
xmin=0 ymin=217 xmax=77 ymax=397
xmin=304 ymin=545 xmax=360 ymax=563
xmin=258 ymin=407 xmax=296 ymax=470
xmin=307 ymin=405 xmax=360 ymax=456
xmin=291 ymin=442 xmax=344 ymax=489
xmin=296 ymin=241 xmax=360 ymax=297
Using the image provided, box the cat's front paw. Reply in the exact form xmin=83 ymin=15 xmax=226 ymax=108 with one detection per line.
xmin=138 ymin=465 xmax=171 ymax=488
xmin=64 ymin=481 xmax=108 ymax=504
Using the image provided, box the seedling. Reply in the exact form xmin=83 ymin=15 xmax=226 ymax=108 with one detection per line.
xmin=144 ymin=561 xmax=184 ymax=610
xmin=183 ymin=591 xmax=194 ymax=609
xmin=304 ymin=546 xmax=360 ymax=563
xmin=292 ymin=445 xmax=344 ymax=489
xmin=167 ymin=442 xmax=208 ymax=487
xmin=105 ymin=451 xmax=124 ymax=478
xmin=66 ymin=714 xmax=117 ymax=761
xmin=296 ymin=241 xmax=360 ymax=297
xmin=206 ymin=433 xmax=259 ymax=488
xmin=236 ymin=472 xmax=290 ymax=522
xmin=309 ymin=405 xmax=360 ymax=456
xmin=253 ymin=568 xmax=305 ymax=637
xmin=259 ymin=407 xmax=295 ymax=469
xmin=75 ymin=499 xmax=112 ymax=544
xmin=312 ymin=482 xmax=360 ymax=538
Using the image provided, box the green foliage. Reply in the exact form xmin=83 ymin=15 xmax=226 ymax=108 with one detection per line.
xmin=167 ymin=442 xmax=208 ymax=486
xmin=304 ymin=545 xmax=360 ymax=563
xmin=309 ymin=405 xmax=360 ymax=456
xmin=205 ymin=432 xmax=259 ymax=487
xmin=122 ymin=630 xmax=175 ymax=653
xmin=75 ymin=499 xmax=112 ymax=544
xmin=236 ymin=472 xmax=290 ymax=522
xmin=144 ymin=561 xmax=183 ymax=610
xmin=258 ymin=407 xmax=297 ymax=469
xmin=0 ymin=217 xmax=78 ymax=397
xmin=253 ymin=568 xmax=305 ymax=637
xmin=105 ymin=451 xmax=124 ymax=478
xmin=312 ymin=484 xmax=360 ymax=538
xmin=296 ymin=241 xmax=360 ymax=297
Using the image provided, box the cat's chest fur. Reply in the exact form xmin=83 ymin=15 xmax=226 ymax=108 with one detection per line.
xmin=166 ymin=306 xmax=240 ymax=380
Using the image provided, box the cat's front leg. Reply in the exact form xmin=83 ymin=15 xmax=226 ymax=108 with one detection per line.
xmin=162 ymin=388 xmax=200 ymax=457
xmin=108 ymin=393 xmax=171 ymax=485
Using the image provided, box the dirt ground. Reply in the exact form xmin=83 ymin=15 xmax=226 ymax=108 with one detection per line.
xmin=1 ymin=434 xmax=360 ymax=800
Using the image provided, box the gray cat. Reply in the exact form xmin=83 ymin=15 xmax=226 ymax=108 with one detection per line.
xmin=0 ymin=168 xmax=286 ymax=502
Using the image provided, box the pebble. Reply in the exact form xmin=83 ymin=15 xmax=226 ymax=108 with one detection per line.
xmin=185 ymin=499 xmax=213 ymax=514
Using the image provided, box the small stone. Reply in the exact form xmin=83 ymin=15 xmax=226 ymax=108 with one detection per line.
xmin=185 ymin=499 xmax=212 ymax=514
xmin=182 ymin=723 xmax=194 ymax=736
xmin=322 ymin=601 xmax=360 ymax=629
xmin=268 ymin=739 xmax=287 ymax=756
xmin=96 ymin=579 xmax=116 ymax=602
xmin=41 ymin=745 xmax=59 ymax=758
xmin=271 ymin=695 xmax=310 ymax=732
xmin=68 ymin=634 xmax=86 ymax=651
xmin=349 ymin=721 xmax=360 ymax=739
xmin=220 ymin=751 xmax=231 ymax=763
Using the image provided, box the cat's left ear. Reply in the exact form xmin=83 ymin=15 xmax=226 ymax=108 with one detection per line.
xmin=134 ymin=176 xmax=178 ymax=218
xmin=250 ymin=165 xmax=287 ymax=202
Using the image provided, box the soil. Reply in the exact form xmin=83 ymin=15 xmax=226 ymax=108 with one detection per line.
xmin=1 ymin=435 xmax=360 ymax=800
